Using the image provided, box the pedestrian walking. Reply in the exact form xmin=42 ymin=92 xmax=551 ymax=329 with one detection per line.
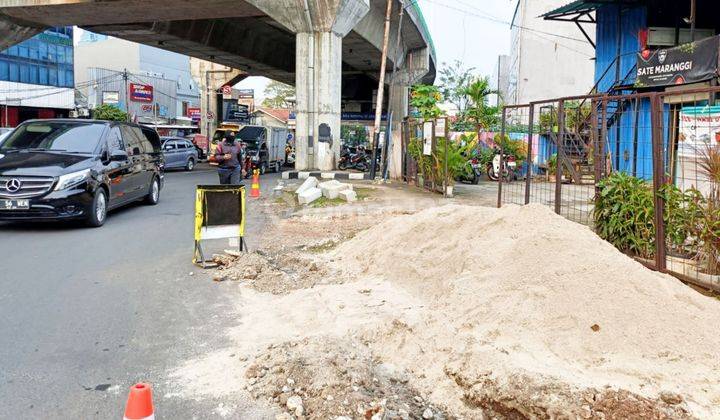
xmin=214 ymin=131 xmax=245 ymax=184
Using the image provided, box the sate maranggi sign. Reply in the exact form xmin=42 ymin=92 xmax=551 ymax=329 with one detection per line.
xmin=636 ymin=35 xmax=720 ymax=87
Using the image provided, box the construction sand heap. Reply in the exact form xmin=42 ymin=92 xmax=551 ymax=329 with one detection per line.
xmin=172 ymin=203 xmax=720 ymax=419
xmin=331 ymin=204 xmax=720 ymax=418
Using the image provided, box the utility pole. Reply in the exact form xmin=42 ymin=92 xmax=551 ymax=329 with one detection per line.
xmin=123 ymin=68 xmax=130 ymax=122
xmin=689 ymin=0 xmax=696 ymax=41
xmin=370 ymin=0 xmax=393 ymax=178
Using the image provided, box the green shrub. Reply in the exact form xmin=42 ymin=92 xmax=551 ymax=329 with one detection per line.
xmin=595 ymin=172 xmax=719 ymax=273
xmin=92 ymin=104 xmax=128 ymax=122
xmin=594 ymin=172 xmax=656 ymax=258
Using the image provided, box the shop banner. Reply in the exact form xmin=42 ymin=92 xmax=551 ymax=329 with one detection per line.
xmin=187 ymin=107 xmax=201 ymax=122
xmin=678 ymin=106 xmax=720 ymax=157
xmin=636 ymin=35 xmax=719 ymax=87
xmin=130 ymin=83 xmax=153 ymax=102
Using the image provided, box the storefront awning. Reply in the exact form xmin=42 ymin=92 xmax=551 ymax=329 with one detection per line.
xmin=541 ymin=1 xmax=641 ymax=49
xmin=541 ymin=0 xmax=640 ymax=22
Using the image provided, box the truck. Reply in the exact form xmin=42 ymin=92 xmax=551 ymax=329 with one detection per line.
xmin=211 ymin=123 xmax=288 ymax=174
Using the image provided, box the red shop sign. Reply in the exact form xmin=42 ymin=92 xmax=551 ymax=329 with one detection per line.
xmin=130 ymin=83 xmax=153 ymax=102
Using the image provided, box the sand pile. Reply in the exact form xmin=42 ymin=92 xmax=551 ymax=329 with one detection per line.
xmin=331 ymin=204 xmax=720 ymax=418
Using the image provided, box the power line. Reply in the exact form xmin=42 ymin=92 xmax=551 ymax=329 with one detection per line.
xmin=0 ymin=72 xmax=123 ymax=95
xmin=1 ymin=73 xmax=124 ymax=103
xmin=419 ymin=0 xmax=593 ymax=45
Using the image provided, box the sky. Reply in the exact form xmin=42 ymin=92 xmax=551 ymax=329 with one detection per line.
xmin=237 ymin=0 xmax=518 ymax=101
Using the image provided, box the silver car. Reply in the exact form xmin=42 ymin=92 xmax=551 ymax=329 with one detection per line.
xmin=160 ymin=137 xmax=199 ymax=171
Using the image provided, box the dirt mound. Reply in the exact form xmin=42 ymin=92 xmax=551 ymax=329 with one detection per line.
xmin=212 ymin=250 xmax=341 ymax=294
xmin=331 ymin=204 xmax=720 ymax=418
xmin=246 ymin=336 xmax=449 ymax=420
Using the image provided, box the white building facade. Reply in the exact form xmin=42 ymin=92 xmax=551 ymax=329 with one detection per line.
xmin=508 ymin=0 xmax=596 ymax=105
xmin=74 ymin=32 xmax=200 ymax=122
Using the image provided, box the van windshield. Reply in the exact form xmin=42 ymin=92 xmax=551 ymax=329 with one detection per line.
xmin=0 ymin=121 xmax=106 ymax=154
xmin=237 ymin=126 xmax=264 ymax=150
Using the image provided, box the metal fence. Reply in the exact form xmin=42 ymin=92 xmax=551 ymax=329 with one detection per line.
xmin=499 ymin=86 xmax=720 ymax=292
xmin=401 ymin=117 xmax=451 ymax=196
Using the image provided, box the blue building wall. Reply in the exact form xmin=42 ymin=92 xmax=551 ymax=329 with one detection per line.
xmin=594 ymin=5 xmax=663 ymax=180
xmin=595 ymin=5 xmax=646 ymax=92
xmin=0 ymin=27 xmax=74 ymax=88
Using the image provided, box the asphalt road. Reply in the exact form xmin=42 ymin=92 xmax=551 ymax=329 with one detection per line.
xmin=0 ymin=166 xmax=279 ymax=418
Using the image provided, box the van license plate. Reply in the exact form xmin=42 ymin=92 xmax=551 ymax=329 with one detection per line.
xmin=0 ymin=199 xmax=29 ymax=210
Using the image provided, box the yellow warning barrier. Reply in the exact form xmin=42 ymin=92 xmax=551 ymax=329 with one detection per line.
xmin=193 ymin=184 xmax=246 ymax=267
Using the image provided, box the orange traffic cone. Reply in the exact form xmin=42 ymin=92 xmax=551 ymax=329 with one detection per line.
xmin=124 ymin=383 xmax=155 ymax=420
xmin=250 ymin=169 xmax=261 ymax=198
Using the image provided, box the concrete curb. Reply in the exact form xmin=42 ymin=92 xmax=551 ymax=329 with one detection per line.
xmin=282 ymin=171 xmax=370 ymax=180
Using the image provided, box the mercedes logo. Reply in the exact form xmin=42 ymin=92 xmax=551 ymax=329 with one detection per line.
xmin=5 ymin=178 xmax=21 ymax=193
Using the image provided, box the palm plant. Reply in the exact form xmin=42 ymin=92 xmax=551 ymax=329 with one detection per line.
xmin=696 ymin=145 xmax=720 ymax=273
xmin=464 ymin=77 xmax=500 ymax=142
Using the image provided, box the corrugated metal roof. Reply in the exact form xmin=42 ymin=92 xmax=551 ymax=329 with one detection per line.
xmin=542 ymin=0 xmax=632 ymax=20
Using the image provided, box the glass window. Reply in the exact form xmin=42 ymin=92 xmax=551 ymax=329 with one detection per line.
xmin=106 ymin=126 xmax=124 ymax=152
xmin=39 ymin=66 xmax=48 ymax=85
xmin=65 ymin=46 xmax=73 ymax=64
xmin=65 ymin=70 xmax=73 ymax=87
xmin=18 ymin=46 xmax=28 ymax=58
xmin=57 ymin=45 xmax=64 ymax=63
xmin=48 ymin=44 xmax=56 ymax=62
xmin=140 ymin=128 xmax=159 ymax=153
xmin=0 ymin=121 xmax=106 ymax=154
xmin=39 ymin=42 xmax=47 ymax=60
xmin=7 ymin=45 xmax=18 ymax=56
xmin=19 ymin=63 xmax=29 ymax=83
xmin=0 ymin=61 xmax=8 ymax=80
xmin=29 ymin=65 xmax=38 ymax=84
xmin=9 ymin=63 xmax=18 ymax=82
xmin=163 ymin=141 xmax=177 ymax=150
xmin=48 ymin=67 xmax=57 ymax=86
xmin=58 ymin=68 xmax=65 ymax=86
xmin=29 ymin=47 xmax=38 ymax=60
xmin=120 ymin=125 xmax=145 ymax=155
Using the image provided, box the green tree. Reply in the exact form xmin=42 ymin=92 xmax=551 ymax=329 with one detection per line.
xmin=438 ymin=60 xmax=475 ymax=124
xmin=261 ymin=81 xmax=295 ymax=108
xmin=410 ymin=84 xmax=443 ymax=120
xmin=341 ymin=124 xmax=367 ymax=146
xmin=92 ymin=104 xmax=127 ymax=122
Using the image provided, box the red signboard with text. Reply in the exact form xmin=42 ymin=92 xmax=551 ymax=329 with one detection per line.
xmin=130 ymin=83 xmax=153 ymax=102
xmin=187 ymin=107 xmax=201 ymax=122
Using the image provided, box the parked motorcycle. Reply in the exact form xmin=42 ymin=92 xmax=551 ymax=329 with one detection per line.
xmin=456 ymin=157 xmax=482 ymax=184
xmin=486 ymin=150 xmax=517 ymax=181
xmin=338 ymin=148 xmax=369 ymax=172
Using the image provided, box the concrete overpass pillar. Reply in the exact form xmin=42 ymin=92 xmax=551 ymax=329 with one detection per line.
xmin=248 ymin=0 xmax=370 ymax=171
xmin=294 ymin=31 xmax=343 ymax=170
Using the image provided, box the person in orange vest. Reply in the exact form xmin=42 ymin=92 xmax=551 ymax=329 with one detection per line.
xmin=214 ymin=131 xmax=245 ymax=184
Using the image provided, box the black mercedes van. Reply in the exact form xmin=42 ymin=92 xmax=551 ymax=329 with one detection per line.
xmin=0 ymin=119 xmax=164 ymax=227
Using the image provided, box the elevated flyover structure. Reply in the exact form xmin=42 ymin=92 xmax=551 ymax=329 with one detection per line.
xmin=0 ymin=0 xmax=436 ymax=172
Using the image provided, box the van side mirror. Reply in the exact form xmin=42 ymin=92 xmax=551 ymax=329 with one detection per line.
xmin=110 ymin=149 xmax=128 ymax=162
